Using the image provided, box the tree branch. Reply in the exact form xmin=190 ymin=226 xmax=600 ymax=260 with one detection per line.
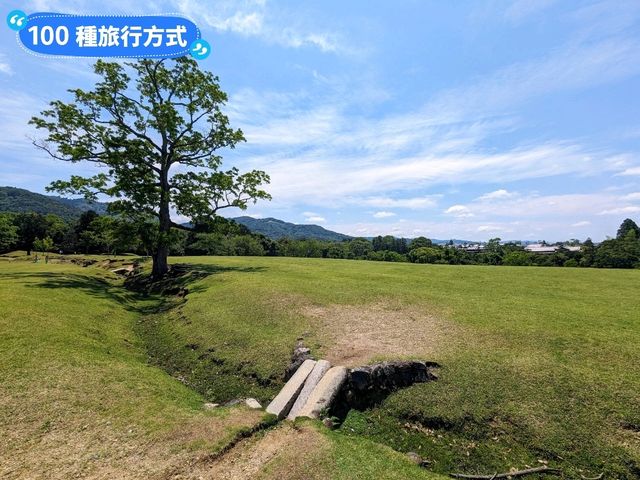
xmin=450 ymin=466 xmax=561 ymax=479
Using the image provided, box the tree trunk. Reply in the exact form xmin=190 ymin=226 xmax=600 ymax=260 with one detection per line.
xmin=152 ymin=245 xmax=168 ymax=279
xmin=153 ymin=168 xmax=171 ymax=279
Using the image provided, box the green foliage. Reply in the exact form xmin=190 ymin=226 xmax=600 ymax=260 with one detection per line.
xmin=617 ymin=218 xmax=640 ymax=239
xmin=30 ymin=57 xmax=270 ymax=277
xmin=595 ymin=230 xmax=640 ymax=268
xmin=13 ymin=212 xmax=49 ymax=254
xmin=410 ymin=236 xmax=434 ymax=249
xmin=408 ymin=246 xmax=443 ymax=264
xmin=501 ymin=250 xmax=532 ymax=266
xmin=0 ymin=213 xmax=18 ymax=252
xmin=32 ymin=236 xmax=55 ymax=254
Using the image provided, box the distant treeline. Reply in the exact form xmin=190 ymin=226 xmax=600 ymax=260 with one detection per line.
xmin=1 ymin=211 xmax=639 ymax=269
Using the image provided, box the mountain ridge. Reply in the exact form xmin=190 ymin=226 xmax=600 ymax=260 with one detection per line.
xmin=0 ymin=186 xmax=108 ymax=220
xmin=232 ymin=216 xmax=352 ymax=241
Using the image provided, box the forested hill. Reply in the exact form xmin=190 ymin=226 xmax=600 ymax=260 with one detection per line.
xmin=233 ymin=216 xmax=352 ymax=241
xmin=0 ymin=186 xmax=108 ymax=220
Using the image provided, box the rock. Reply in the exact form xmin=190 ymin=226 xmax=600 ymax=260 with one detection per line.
xmin=266 ymin=359 xmax=316 ymax=419
xmin=343 ymin=361 xmax=439 ymax=410
xmin=297 ymin=366 xmax=348 ymax=419
xmin=284 ymin=342 xmax=314 ymax=381
xmin=287 ymin=359 xmax=331 ymax=420
xmin=407 ymin=452 xmax=422 ymax=465
xmin=203 ymin=403 xmax=219 ymax=410
xmin=322 ymin=417 xmax=335 ymax=429
xmin=245 ymin=398 xmax=262 ymax=409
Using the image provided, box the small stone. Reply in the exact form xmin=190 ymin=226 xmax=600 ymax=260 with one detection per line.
xmin=322 ymin=417 xmax=335 ymax=429
xmin=407 ymin=452 xmax=422 ymax=465
xmin=203 ymin=402 xmax=219 ymax=410
xmin=245 ymin=398 xmax=262 ymax=409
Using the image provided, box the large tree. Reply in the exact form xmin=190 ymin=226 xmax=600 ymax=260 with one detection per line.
xmin=31 ymin=58 xmax=270 ymax=278
xmin=617 ymin=218 xmax=640 ymax=240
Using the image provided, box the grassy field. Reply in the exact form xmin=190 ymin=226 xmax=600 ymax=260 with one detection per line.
xmin=139 ymin=256 xmax=640 ymax=479
xmin=1 ymin=255 xmax=639 ymax=478
xmin=0 ymin=256 xmax=442 ymax=479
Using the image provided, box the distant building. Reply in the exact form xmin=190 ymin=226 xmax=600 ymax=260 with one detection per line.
xmin=524 ymin=244 xmax=581 ymax=254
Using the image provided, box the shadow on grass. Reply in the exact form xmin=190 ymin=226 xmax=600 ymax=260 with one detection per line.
xmin=2 ymin=263 xmax=267 ymax=314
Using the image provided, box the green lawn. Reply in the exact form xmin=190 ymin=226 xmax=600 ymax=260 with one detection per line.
xmin=0 ymin=257 xmax=445 ymax=479
xmin=140 ymin=256 xmax=640 ymax=479
xmin=1 ymin=255 xmax=639 ymax=478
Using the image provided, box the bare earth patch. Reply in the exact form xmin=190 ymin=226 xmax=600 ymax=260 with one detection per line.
xmin=191 ymin=423 xmax=330 ymax=480
xmin=0 ymin=405 xmax=264 ymax=480
xmin=301 ymin=302 xmax=457 ymax=367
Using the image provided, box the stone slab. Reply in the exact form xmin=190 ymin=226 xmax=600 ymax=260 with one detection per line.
xmin=266 ymin=359 xmax=316 ymax=419
xmin=297 ymin=366 xmax=348 ymax=419
xmin=287 ymin=359 xmax=331 ymax=420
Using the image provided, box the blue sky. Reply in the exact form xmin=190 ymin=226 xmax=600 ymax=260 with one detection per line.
xmin=1 ymin=0 xmax=640 ymax=241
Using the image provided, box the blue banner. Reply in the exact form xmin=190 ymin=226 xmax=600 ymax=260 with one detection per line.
xmin=17 ymin=13 xmax=201 ymax=58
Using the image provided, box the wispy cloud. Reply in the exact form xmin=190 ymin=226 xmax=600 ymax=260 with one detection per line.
xmin=175 ymin=0 xmax=345 ymax=53
xmin=303 ymin=211 xmax=325 ymax=223
xmin=476 ymin=189 xmax=516 ymax=201
xmin=505 ymin=0 xmax=557 ymax=23
xmin=0 ymin=55 xmax=13 ymax=75
xmin=373 ymin=211 xmax=396 ymax=219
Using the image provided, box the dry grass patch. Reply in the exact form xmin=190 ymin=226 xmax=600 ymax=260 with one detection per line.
xmin=301 ymin=302 xmax=459 ymax=367
xmin=0 ymin=403 xmax=265 ymax=480
xmin=194 ymin=423 xmax=330 ymax=480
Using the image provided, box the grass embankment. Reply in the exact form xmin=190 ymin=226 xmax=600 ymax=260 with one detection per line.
xmin=0 ymin=256 xmax=442 ymax=479
xmin=139 ymin=256 xmax=640 ymax=479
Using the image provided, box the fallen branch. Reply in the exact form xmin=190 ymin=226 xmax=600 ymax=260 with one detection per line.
xmin=450 ymin=465 xmax=562 ymax=479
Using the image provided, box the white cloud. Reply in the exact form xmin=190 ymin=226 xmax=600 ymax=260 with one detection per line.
xmin=445 ymin=205 xmax=474 ymax=218
xmin=373 ymin=211 xmax=396 ymax=218
xmin=0 ymin=55 xmax=13 ymax=75
xmin=571 ymin=221 xmax=591 ymax=227
xmin=505 ymin=0 xmax=557 ymax=23
xmin=477 ymin=189 xmax=516 ymax=201
xmin=175 ymin=0 xmax=344 ymax=52
xmin=619 ymin=166 xmax=640 ymax=176
xmin=623 ymin=192 xmax=640 ymax=201
xmin=425 ymin=36 xmax=640 ymax=119
xmin=477 ymin=225 xmax=509 ymax=233
xmin=359 ymin=196 xmax=439 ymax=209
xmin=303 ymin=212 xmax=326 ymax=223
xmin=598 ymin=206 xmax=640 ymax=215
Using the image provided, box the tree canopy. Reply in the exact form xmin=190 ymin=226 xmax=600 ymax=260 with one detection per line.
xmin=30 ymin=57 xmax=270 ymax=277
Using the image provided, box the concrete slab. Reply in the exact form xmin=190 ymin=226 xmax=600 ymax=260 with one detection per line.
xmin=297 ymin=366 xmax=348 ymax=419
xmin=287 ymin=359 xmax=331 ymax=420
xmin=266 ymin=359 xmax=316 ymax=419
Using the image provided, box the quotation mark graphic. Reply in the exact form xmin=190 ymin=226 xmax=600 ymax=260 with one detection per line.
xmin=7 ymin=10 xmax=27 ymax=31
xmin=190 ymin=39 xmax=211 ymax=60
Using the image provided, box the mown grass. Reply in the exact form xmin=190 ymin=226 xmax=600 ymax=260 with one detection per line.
xmin=140 ymin=256 xmax=640 ymax=479
xmin=0 ymin=256 xmax=447 ymax=479
xmin=2 ymin=255 xmax=639 ymax=478
xmin=0 ymin=259 xmax=267 ymax=478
